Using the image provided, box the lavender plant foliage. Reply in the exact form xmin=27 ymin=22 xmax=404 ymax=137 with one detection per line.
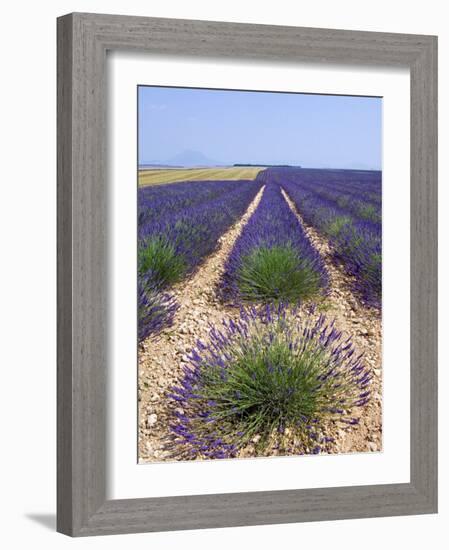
xmin=167 ymin=304 xmax=371 ymax=459
xmin=138 ymin=272 xmax=179 ymax=343
xmin=220 ymin=181 xmax=328 ymax=303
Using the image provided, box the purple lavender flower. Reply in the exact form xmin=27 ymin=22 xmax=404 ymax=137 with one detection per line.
xmin=138 ymin=272 xmax=178 ymax=342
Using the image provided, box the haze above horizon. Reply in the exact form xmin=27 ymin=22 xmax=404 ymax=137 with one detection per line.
xmin=138 ymin=86 xmax=382 ymax=171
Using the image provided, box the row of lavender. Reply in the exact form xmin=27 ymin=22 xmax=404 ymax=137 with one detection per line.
xmin=220 ymin=181 xmax=329 ymax=303
xmin=138 ymin=179 xmax=262 ymax=341
xmin=138 ymin=179 xmax=242 ymax=227
xmin=262 ymin=168 xmax=381 ymax=223
xmin=265 ymin=168 xmax=382 ymax=308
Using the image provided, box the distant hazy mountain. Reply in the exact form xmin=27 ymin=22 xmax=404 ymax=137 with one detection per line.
xmin=140 ymin=150 xmax=225 ymax=168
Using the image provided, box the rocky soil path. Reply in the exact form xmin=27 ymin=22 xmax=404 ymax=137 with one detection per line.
xmin=281 ymin=188 xmax=382 ymax=454
xmin=138 ymin=186 xmax=265 ymax=462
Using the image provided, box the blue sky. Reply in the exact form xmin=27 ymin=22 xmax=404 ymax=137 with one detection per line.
xmin=138 ymin=86 xmax=382 ymax=170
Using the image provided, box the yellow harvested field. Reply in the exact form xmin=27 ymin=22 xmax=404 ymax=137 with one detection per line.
xmin=138 ymin=166 xmax=264 ymax=187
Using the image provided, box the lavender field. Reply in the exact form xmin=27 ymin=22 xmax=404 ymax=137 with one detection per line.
xmin=137 ymin=167 xmax=382 ymax=462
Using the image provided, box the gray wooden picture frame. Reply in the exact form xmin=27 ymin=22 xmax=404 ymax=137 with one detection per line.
xmin=57 ymin=12 xmax=438 ymax=537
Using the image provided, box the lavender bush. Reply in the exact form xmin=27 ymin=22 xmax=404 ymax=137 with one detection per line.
xmin=332 ymin=221 xmax=381 ymax=307
xmin=168 ymin=305 xmax=371 ymax=459
xmin=138 ymin=273 xmax=179 ymax=343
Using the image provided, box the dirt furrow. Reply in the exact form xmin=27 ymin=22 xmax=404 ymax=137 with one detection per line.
xmin=281 ymin=188 xmax=382 ymax=455
xmin=138 ymin=186 xmax=265 ymax=462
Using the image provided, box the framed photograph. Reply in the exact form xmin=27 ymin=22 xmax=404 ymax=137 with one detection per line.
xmin=57 ymin=12 xmax=437 ymax=536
